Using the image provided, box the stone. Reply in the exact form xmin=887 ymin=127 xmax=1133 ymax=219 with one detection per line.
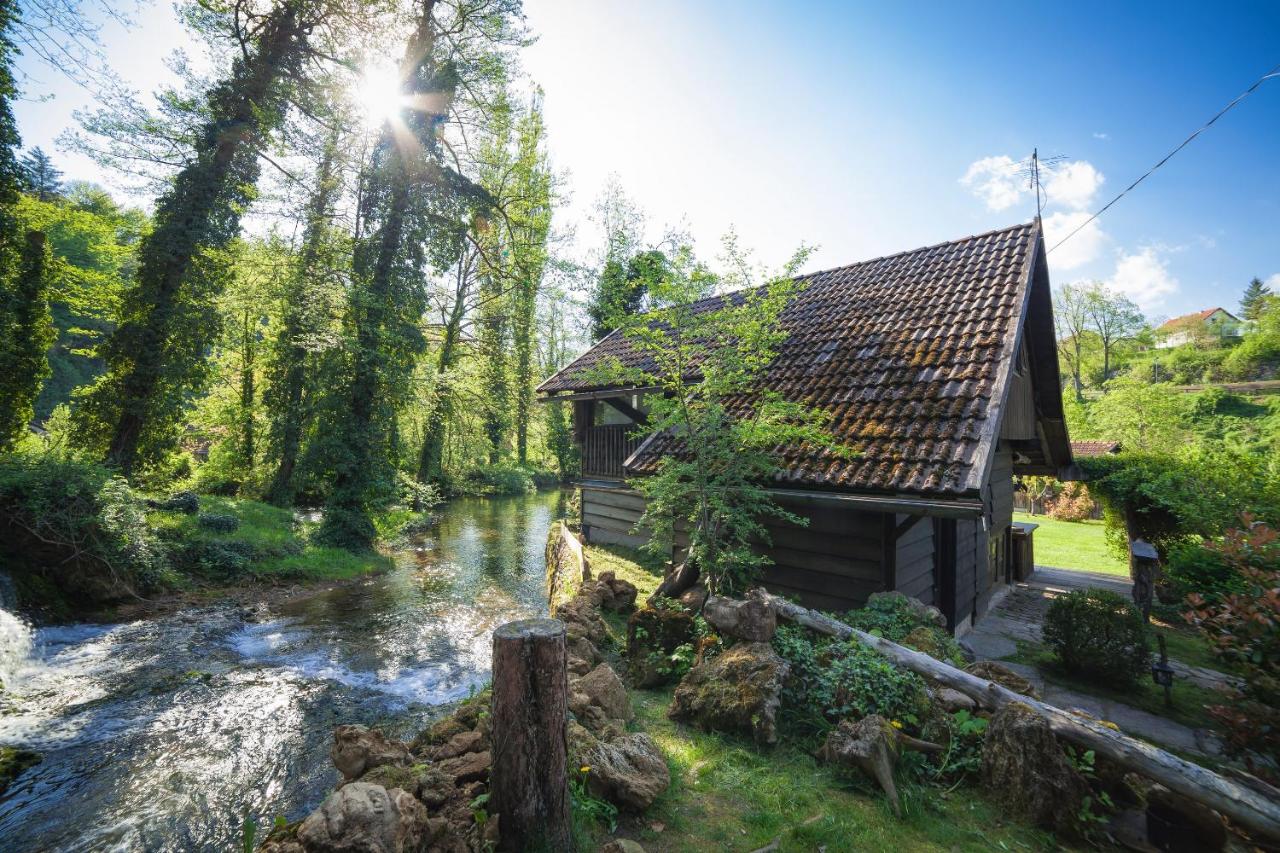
xmin=566 ymin=634 xmax=603 ymax=671
xmin=964 ymin=660 xmax=1041 ymax=700
xmin=597 ymin=570 xmax=639 ymax=612
xmin=981 ymin=702 xmax=1089 ymax=836
xmin=668 ymin=641 xmax=789 ymax=745
xmin=411 ymin=716 xmax=467 ymax=753
xmin=933 ymin=687 xmax=977 ymax=713
xmin=626 ymin=605 xmax=696 ymax=687
xmin=1145 ymin=784 xmax=1226 ymax=853
xmin=430 ymin=729 xmax=484 ymax=761
xmin=437 ymin=750 xmax=491 ymax=785
xmin=902 ymin=626 xmax=950 ymax=662
xmin=677 ymin=585 xmax=709 ymax=612
xmin=574 ymin=663 xmax=633 ymax=724
xmin=701 ymin=595 xmax=777 ymax=643
xmin=584 ymin=733 xmax=671 ymax=812
xmin=330 ymin=725 xmax=412 ymax=782
xmin=601 ymin=839 xmax=647 ymax=853
xmin=296 ymin=783 xmax=433 ymax=853
xmin=554 ymin=594 xmax=609 ymax=646
xmin=566 ymin=719 xmax=601 ymax=770
xmin=867 ymin=590 xmax=948 ymax=630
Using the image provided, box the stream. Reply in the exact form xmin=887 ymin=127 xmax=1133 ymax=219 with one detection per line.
xmin=0 ymin=491 xmax=566 ymax=852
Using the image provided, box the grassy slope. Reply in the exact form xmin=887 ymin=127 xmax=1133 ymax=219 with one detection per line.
xmin=1013 ymin=513 xmax=1128 ymax=576
xmin=148 ymin=496 xmax=391 ymax=584
xmin=583 ymin=543 xmax=1068 ymax=852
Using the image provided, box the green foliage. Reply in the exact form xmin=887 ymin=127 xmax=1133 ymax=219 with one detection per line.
xmin=587 ymin=249 xmax=667 ymax=341
xmin=449 ymin=462 xmax=555 ymax=496
xmin=1043 ymin=589 xmax=1151 ymax=687
xmin=0 ymin=229 xmax=56 ymax=451
xmin=1186 ymin=517 xmax=1280 ymax=780
xmin=773 ymin=624 xmax=931 ymax=734
xmin=1241 ymin=276 xmax=1273 ymax=323
xmin=18 ymin=147 xmax=61 ymax=200
xmin=570 ymin=767 xmax=618 ymax=835
xmin=1163 ymin=540 xmax=1244 ymax=605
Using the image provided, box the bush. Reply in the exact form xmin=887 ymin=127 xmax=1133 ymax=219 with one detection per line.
xmin=451 ymin=463 xmax=558 ymax=497
xmin=841 ymin=592 xmax=966 ymax=665
xmin=773 ymin=624 xmax=931 ymax=734
xmin=1043 ymin=589 xmax=1151 ymax=687
xmin=197 ymin=512 xmax=241 ymax=533
xmin=1046 ymin=482 xmax=1095 ymax=522
xmin=149 ymin=490 xmax=200 ymax=515
xmin=1162 ymin=540 xmax=1244 ymax=605
xmin=1186 ymin=516 xmax=1280 ymax=780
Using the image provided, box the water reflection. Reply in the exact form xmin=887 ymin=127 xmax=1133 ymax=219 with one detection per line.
xmin=0 ymin=490 xmax=566 ymax=852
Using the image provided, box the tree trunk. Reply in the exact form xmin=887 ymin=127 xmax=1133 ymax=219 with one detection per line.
xmin=756 ymin=590 xmax=1280 ymax=843
xmin=490 ymin=618 xmax=574 ymax=852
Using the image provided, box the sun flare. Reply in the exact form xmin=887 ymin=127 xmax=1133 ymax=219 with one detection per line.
xmin=356 ymin=64 xmax=404 ymax=129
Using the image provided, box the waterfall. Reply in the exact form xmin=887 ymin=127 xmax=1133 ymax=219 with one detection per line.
xmin=0 ymin=571 xmax=34 ymax=689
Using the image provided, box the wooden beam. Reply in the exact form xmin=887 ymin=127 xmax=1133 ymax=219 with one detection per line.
xmin=601 ymin=396 xmax=648 ymax=425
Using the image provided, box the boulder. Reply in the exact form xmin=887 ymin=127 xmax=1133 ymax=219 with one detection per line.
xmin=981 ymin=701 xmax=1089 ymax=836
xmin=601 ymin=841 xmax=647 ymax=853
xmin=596 ymin=571 xmax=639 ymax=612
xmin=932 ymin=687 xmax=977 ymax=713
xmin=566 ymin=719 xmax=601 ymax=771
xmin=429 ymin=729 xmax=484 ymax=761
xmin=296 ymin=783 xmax=435 ymax=853
xmin=566 ymin=634 xmax=602 ymax=676
xmin=677 ymin=585 xmax=709 ymax=612
xmin=584 ymin=733 xmax=671 ymax=812
xmin=1145 ymin=784 xmax=1227 ymax=853
xmin=330 ymin=725 xmax=412 ymax=782
xmin=668 ymin=641 xmax=789 ymax=745
xmin=573 ymin=663 xmax=633 ymax=724
xmin=866 ymin=591 xmax=947 ymax=630
xmin=701 ymin=595 xmax=777 ymax=643
xmin=626 ymin=605 xmax=695 ymax=687
xmin=361 ymin=763 xmax=455 ymax=809
xmin=902 ymin=626 xmax=951 ymax=662
xmin=554 ymin=594 xmax=609 ymax=646
xmin=964 ymin=660 xmax=1041 ymax=700
xmin=437 ymin=750 xmax=491 ymax=785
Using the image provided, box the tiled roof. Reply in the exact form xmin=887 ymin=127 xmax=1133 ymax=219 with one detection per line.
xmin=539 ymin=222 xmax=1044 ymax=497
xmin=1070 ymin=440 xmax=1120 ymax=457
xmin=1157 ymin=307 xmax=1237 ymax=330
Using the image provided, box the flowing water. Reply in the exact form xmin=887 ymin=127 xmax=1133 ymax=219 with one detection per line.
xmin=0 ymin=491 xmax=566 ymax=852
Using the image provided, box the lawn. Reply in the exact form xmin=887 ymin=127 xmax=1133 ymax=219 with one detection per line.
xmin=1013 ymin=512 xmax=1128 ymax=576
xmin=580 ymin=541 xmax=1076 ymax=852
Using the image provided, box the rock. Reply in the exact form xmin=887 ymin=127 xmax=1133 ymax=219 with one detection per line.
xmin=867 ymin=590 xmax=948 ymax=630
xmin=668 ymin=641 xmax=789 ymax=745
xmin=566 ymin=719 xmax=601 ymax=770
xmin=964 ymin=660 xmax=1041 ymax=700
xmin=437 ymin=750 xmax=491 ymax=785
xmin=1145 ymin=784 xmax=1227 ymax=853
xmin=601 ymin=839 xmax=647 ymax=853
xmin=677 ymin=585 xmax=709 ymax=612
xmin=0 ymin=746 xmax=41 ymax=795
xmin=555 ymin=594 xmax=609 ymax=646
xmin=574 ymin=663 xmax=633 ymax=724
xmin=430 ymin=729 xmax=484 ymax=761
xmin=597 ymin=571 xmax=639 ymax=612
xmin=933 ymin=687 xmax=977 ymax=713
xmin=361 ymin=763 xmax=455 ymax=809
xmin=981 ymin=702 xmax=1089 ymax=836
xmin=331 ymin=725 xmax=412 ymax=782
xmin=817 ymin=715 xmax=904 ymax=815
xmin=626 ymin=605 xmax=696 ymax=687
xmin=296 ymin=783 xmax=434 ymax=853
xmin=566 ymin=634 xmax=603 ymax=675
xmin=902 ymin=626 xmax=950 ymax=662
xmin=410 ymin=716 xmax=467 ymax=753
xmin=701 ymin=595 xmax=777 ymax=642
xmin=584 ymin=733 xmax=671 ymax=811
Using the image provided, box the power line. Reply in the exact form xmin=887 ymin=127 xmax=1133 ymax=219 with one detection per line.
xmin=1048 ymin=62 xmax=1280 ymax=255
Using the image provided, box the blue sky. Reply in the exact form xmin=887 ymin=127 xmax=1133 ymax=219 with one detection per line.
xmin=14 ymin=0 xmax=1280 ymax=321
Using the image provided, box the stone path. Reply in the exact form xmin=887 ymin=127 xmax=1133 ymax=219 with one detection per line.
xmin=960 ymin=567 xmax=1234 ymax=757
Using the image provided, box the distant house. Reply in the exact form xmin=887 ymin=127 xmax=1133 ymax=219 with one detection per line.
xmin=1069 ymin=440 xmax=1120 ymax=458
xmin=1155 ymin=307 xmax=1243 ymax=348
xmin=537 ymin=222 xmax=1074 ymax=635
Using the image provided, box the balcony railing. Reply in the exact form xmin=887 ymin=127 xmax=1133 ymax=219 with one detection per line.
xmin=581 ymin=424 xmax=644 ymax=479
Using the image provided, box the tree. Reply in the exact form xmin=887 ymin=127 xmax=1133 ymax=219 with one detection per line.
xmin=19 ymin=146 xmax=61 ymax=200
xmin=588 ymin=250 xmax=667 ymax=342
xmin=74 ymin=1 xmax=315 ymax=477
xmin=597 ymin=239 xmax=835 ymax=595
xmin=1083 ymin=283 xmax=1144 ymax=386
xmin=1242 ymin=277 xmax=1273 ymax=323
xmin=1053 ymin=282 xmax=1091 ymax=400
xmin=1089 ymin=377 xmax=1187 ymax=452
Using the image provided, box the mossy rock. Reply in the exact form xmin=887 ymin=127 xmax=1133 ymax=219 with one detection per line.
xmin=626 ymin=605 xmax=695 ymax=687
xmin=0 ymin=746 xmax=41 ymax=794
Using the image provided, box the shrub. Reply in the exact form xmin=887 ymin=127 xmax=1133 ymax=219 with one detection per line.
xmin=1186 ymin=516 xmax=1280 ymax=780
xmin=197 ymin=513 xmax=241 ymax=533
xmin=149 ymin=490 xmax=200 ymax=515
xmin=773 ymin=624 xmax=931 ymax=734
xmin=1047 ymin=482 xmax=1095 ymax=522
xmin=1162 ymin=540 xmax=1244 ymax=605
xmin=1043 ymin=589 xmax=1151 ymax=687
xmin=841 ymin=592 xmax=966 ymax=665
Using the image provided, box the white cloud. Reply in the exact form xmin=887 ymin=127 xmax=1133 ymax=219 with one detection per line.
xmin=1093 ymin=132 xmax=1110 ymax=141
xmin=1042 ymin=210 xmax=1107 ymax=270
xmin=1108 ymin=246 xmax=1180 ymax=310
xmin=1266 ymin=273 xmax=1280 ymax=291
xmin=1045 ymin=161 xmax=1104 ymax=211
xmin=959 ymin=155 xmax=1025 ymax=211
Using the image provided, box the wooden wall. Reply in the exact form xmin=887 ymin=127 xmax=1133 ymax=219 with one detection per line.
xmin=894 ymin=516 xmax=935 ymax=605
xmin=755 ymin=499 xmax=886 ymax=613
xmin=581 ymin=486 xmax=649 ymax=550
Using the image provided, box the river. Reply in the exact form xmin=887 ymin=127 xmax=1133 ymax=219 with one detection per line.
xmin=0 ymin=491 xmax=566 ymax=852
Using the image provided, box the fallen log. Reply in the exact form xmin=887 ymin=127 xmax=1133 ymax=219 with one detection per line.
xmin=754 ymin=589 xmax=1280 ymax=842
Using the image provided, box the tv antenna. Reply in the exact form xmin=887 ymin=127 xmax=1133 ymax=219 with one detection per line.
xmin=1019 ymin=149 xmax=1068 ymax=220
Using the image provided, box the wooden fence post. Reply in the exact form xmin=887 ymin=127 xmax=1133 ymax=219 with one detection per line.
xmin=490 ymin=618 xmax=574 ymax=852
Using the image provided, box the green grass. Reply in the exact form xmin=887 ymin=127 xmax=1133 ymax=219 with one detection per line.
xmin=581 ymin=543 xmax=1073 ymax=852
xmin=1013 ymin=512 xmax=1128 ymax=576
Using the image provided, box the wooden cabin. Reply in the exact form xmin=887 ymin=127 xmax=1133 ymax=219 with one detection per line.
xmin=536 ymin=222 xmax=1073 ymax=635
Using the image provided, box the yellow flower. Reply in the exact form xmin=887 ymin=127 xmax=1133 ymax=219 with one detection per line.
xmin=580 ymin=765 xmax=591 ymax=774
xmin=890 ymin=720 xmax=903 ymax=729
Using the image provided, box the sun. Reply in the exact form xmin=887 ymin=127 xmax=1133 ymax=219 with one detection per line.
xmin=355 ymin=64 xmax=405 ymax=130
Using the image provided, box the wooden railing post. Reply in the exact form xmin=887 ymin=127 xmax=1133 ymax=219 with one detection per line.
xmin=490 ymin=618 xmax=574 ymax=851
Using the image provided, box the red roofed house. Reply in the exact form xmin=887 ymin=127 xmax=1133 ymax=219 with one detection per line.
xmin=1155 ymin=307 xmax=1243 ymax=349
xmin=537 ymin=222 xmax=1074 ymax=634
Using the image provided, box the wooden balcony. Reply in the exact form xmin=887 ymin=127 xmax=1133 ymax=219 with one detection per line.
xmin=580 ymin=424 xmax=644 ymax=479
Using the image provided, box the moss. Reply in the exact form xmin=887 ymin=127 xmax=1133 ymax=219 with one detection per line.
xmin=0 ymin=746 xmax=41 ymax=794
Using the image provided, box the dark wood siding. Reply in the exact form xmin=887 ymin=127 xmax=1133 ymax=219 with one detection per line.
xmin=756 ymin=502 xmax=885 ymax=612
xmin=894 ymin=515 xmax=935 ymax=605
xmin=954 ymin=517 xmax=980 ymax=626
xmin=581 ymin=486 xmax=649 ymax=549
xmin=977 ymin=444 xmax=1015 ymax=614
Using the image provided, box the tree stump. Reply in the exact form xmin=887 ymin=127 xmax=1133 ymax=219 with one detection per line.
xmin=490 ymin=618 xmax=574 ymax=852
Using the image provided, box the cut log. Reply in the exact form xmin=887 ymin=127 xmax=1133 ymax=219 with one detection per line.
xmin=755 ymin=589 xmax=1280 ymax=843
xmin=649 ymin=559 xmax=700 ymax=603
xmin=490 ymin=618 xmax=574 ymax=852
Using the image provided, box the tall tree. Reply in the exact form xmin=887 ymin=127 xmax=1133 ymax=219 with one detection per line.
xmin=1242 ymin=277 xmax=1273 ymax=323
xmin=19 ymin=146 xmax=61 ymax=200
xmin=1053 ymin=282 xmax=1091 ymax=401
xmin=74 ymin=1 xmax=313 ymax=476
xmin=320 ymin=0 xmax=518 ymax=548
xmin=1083 ymin=283 xmax=1144 ymax=387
